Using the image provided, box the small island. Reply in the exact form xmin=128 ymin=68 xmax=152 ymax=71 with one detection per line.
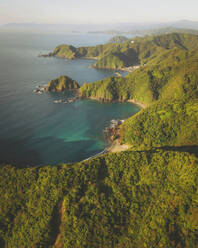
xmin=45 ymin=75 xmax=80 ymax=92
xmin=107 ymin=35 xmax=129 ymax=43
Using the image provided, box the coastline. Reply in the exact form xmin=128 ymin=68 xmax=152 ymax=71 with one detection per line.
xmin=39 ymin=53 xmax=140 ymax=72
xmin=82 ymin=97 xmax=146 ymax=161
xmin=82 ymin=95 xmax=147 ymax=109
xmin=43 ymin=73 xmax=147 ymax=160
xmin=105 ymin=99 xmax=147 ymax=153
xmin=84 ymin=139 xmax=130 ymax=161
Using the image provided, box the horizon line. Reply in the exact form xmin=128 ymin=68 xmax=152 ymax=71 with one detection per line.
xmin=1 ymin=19 xmax=198 ymax=26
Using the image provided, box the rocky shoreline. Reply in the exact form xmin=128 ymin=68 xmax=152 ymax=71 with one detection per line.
xmin=81 ymin=95 xmax=146 ymax=109
xmin=84 ymin=118 xmax=131 ymax=161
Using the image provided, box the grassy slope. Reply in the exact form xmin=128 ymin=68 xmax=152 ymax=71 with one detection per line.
xmin=1 ymin=149 xmax=198 ymax=247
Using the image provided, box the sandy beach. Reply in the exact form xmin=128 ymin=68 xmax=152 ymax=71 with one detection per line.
xmin=127 ymin=99 xmax=147 ymax=109
xmin=106 ymin=139 xmax=130 ymax=153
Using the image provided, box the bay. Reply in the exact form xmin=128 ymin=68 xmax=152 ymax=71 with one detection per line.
xmin=0 ymin=31 xmax=139 ymax=166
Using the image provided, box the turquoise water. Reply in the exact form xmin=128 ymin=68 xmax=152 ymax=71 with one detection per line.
xmin=0 ymin=31 xmax=139 ymax=166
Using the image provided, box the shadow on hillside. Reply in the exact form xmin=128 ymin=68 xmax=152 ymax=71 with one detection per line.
xmin=157 ymin=145 xmax=198 ymax=157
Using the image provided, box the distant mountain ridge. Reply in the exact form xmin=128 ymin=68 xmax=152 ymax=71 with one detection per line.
xmin=2 ymin=20 xmax=198 ymax=33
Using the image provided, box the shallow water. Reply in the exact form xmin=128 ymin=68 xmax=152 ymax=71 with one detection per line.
xmin=0 ymin=31 xmax=139 ymax=166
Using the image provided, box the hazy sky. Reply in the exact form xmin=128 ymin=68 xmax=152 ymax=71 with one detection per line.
xmin=0 ymin=0 xmax=198 ymax=24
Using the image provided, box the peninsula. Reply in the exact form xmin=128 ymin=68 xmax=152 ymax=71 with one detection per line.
xmin=41 ymin=33 xmax=198 ymax=70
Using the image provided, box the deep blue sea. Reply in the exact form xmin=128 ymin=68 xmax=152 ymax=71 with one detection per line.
xmin=0 ymin=31 xmax=139 ymax=166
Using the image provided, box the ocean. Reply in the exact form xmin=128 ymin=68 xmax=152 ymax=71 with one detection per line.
xmin=0 ymin=31 xmax=139 ymax=166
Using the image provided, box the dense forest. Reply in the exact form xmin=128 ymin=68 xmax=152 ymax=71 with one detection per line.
xmin=1 ymin=149 xmax=198 ymax=247
xmin=120 ymin=99 xmax=198 ymax=149
xmin=1 ymin=32 xmax=198 ymax=247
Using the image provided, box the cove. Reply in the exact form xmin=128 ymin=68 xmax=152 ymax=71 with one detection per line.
xmin=0 ymin=31 xmax=139 ymax=166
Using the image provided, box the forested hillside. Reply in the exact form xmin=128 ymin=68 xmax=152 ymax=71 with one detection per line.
xmin=49 ymin=33 xmax=198 ymax=69
xmin=1 ymin=149 xmax=198 ymax=247
xmin=120 ymin=99 xmax=198 ymax=149
xmin=79 ymin=41 xmax=198 ymax=104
